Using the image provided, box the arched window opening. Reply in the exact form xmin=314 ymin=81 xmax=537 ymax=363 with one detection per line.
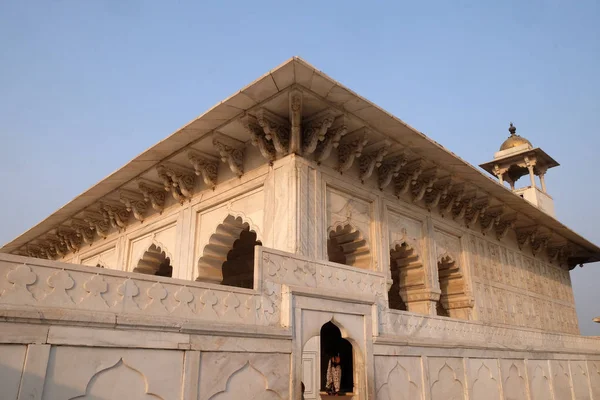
xmin=197 ymin=215 xmax=260 ymax=289
xmin=437 ymin=256 xmax=472 ymax=320
xmin=389 ymin=243 xmax=426 ymax=312
xmin=327 ymin=225 xmax=370 ymax=269
xmin=134 ymin=244 xmax=172 ymax=277
xmin=319 ymin=322 xmax=354 ymax=395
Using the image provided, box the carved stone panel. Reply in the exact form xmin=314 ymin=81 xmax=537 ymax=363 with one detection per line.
xmin=0 ymin=344 xmax=27 ymax=400
xmin=570 ymin=360 xmax=592 ymax=400
xmin=43 ymin=346 xmax=184 ymax=400
xmin=499 ymin=360 xmax=528 ymax=400
xmin=429 ymin=357 xmax=465 ymax=400
xmin=550 ymin=360 xmax=573 ymax=400
xmin=199 ymin=352 xmax=289 ymax=400
xmin=375 ymin=356 xmax=423 ymax=400
xmin=80 ymin=245 xmax=118 ymax=270
xmin=588 ymin=361 xmax=600 ymax=400
xmin=468 ymin=359 xmax=500 ymax=400
xmin=527 ymin=360 xmax=552 ymax=400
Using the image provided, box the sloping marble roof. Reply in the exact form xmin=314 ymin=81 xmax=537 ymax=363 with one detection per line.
xmin=2 ymin=57 xmax=599 ymax=264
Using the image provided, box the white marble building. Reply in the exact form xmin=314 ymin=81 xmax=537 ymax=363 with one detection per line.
xmin=1 ymin=57 xmax=599 ymax=399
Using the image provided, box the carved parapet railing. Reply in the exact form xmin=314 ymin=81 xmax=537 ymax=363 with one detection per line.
xmin=381 ymin=309 xmax=600 ymax=354
xmin=0 ymin=253 xmax=280 ymax=331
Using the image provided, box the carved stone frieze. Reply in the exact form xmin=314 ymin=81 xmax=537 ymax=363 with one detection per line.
xmin=314 ymin=115 xmax=348 ymax=163
xmin=242 ymin=115 xmax=276 ymax=163
xmin=302 ymin=109 xmax=335 ymax=154
xmin=119 ymin=190 xmax=147 ymax=222
xmin=137 ymin=180 xmax=166 ymax=213
xmin=156 ymin=164 xmax=195 ymax=203
xmin=378 ymin=154 xmax=408 ymax=190
xmin=411 ymin=167 xmax=439 ymax=203
xmin=337 ymin=129 xmax=369 ymax=172
xmin=213 ymin=134 xmax=245 ymax=177
xmin=255 ymin=108 xmax=290 ymax=154
xmin=394 ymin=159 xmax=424 ymax=196
xmin=187 ymin=151 xmax=219 ymax=189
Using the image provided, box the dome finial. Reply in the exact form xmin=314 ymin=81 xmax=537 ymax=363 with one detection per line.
xmin=508 ymin=122 xmax=516 ymax=136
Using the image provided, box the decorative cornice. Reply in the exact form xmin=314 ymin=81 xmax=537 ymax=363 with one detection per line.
xmin=516 ymin=226 xmax=540 ymax=249
xmin=137 ymin=180 xmax=166 ymax=214
xmin=464 ymin=197 xmax=489 ymax=228
xmin=242 ymin=115 xmax=276 ymax=163
xmin=439 ymin=183 xmax=465 ymax=217
xmin=56 ymin=227 xmax=82 ymax=253
xmin=303 ymin=109 xmax=335 ymax=154
xmin=83 ymin=211 xmax=109 ymax=239
xmin=378 ymin=154 xmax=408 ymax=190
xmin=411 ymin=167 xmax=439 ymax=203
xmin=314 ymin=115 xmax=348 ymax=163
xmin=394 ymin=159 xmax=424 ymax=196
xmin=359 ymin=141 xmax=389 ymax=183
xmin=100 ymin=202 xmax=130 ymax=230
xmin=213 ymin=133 xmax=244 ymax=177
xmin=156 ymin=163 xmax=195 ymax=203
xmin=337 ymin=128 xmax=369 ymax=172
xmin=424 ymin=176 xmax=453 ymax=210
xmin=255 ymin=108 xmax=290 ymax=155
xmin=479 ymin=205 xmax=505 ymax=235
xmin=187 ymin=151 xmax=219 ymax=189
xmin=495 ymin=214 xmax=517 ymax=241
xmin=119 ymin=190 xmax=148 ymax=222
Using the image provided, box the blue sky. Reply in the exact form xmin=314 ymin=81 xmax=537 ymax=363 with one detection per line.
xmin=1 ymin=1 xmax=599 ymax=334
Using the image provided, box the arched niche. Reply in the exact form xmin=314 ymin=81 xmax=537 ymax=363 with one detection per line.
xmin=327 ymin=224 xmax=371 ymax=269
xmin=437 ymin=255 xmax=473 ymax=320
xmin=197 ymin=215 xmax=261 ymax=289
xmin=389 ymin=242 xmax=427 ymax=312
xmin=133 ymin=244 xmax=173 ymax=277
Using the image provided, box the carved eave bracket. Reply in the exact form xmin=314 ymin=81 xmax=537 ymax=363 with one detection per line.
xmin=411 ymin=167 xmax=439 ymax=203
xmin=337 ymin=128 xmax=369 ymax=173
xmin=515 ymin=226 xmax=540 ymax=250
xmin=378 ymin=153 xmax=408 ymax=190
xmin=359 ymin=141 xmax=390 ymax=183
xmin=242 ymin=115 xmax=276 ymax=163
xmin=42 ymin=236 xmax=68 ymax=259
xmin=119 ymin=190 xmax=148 ymax=222
xmin=137 ymin=180 xmax=166 ymax=214
xmin=84 ymin=211 xmax=110 ymax=239
xmin=213 ymin=133 xmax=245 ymax=177
xmin=188 ymin=151 xmax=219 ymax=189
xmin=100 ymin=202 xmax=131 ymax=230
xmin=464 ymin=197 xmax=489 ymax=228
xmin=531 ymin=232 xmax=552 ymax=256
xmin=452 ymin=190 xmax=477 ymax=222
xmin=439 ymin=183 xmax=465 ymax=217
xmin=394 ymin=159 xmax=424 ymax=196
xmin=424 ymin=176 xmax=453 ymax=210
xmin=157 ymin=163 xmax=196 ymax=203
xmin=479 ymin=205 xmax=505 ymax=235
xmin=303 ymin=109 xmax=335 ymax=154
xmin=495 ymin=214 xmax=517 ymax=241
xmin=56 ymin=227 xmax=82 ymax=253
xmin=70 ymin=219 xmax=95 ymax=245
xmin=255 ymin=108 xmax=290 ymax=155
xmin=314 ymin=115 xmax=348 ymax=164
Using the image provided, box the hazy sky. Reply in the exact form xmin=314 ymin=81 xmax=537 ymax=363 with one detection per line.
xmin=1 ymin=1 xmax=598 ymax=335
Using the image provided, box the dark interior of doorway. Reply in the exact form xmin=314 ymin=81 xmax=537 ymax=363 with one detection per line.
xmin=320 ymin=321 xmax=354 ymax=394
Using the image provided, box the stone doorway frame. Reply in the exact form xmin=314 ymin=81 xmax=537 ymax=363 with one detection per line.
xmin=284 ymin=285 xmax=376 ymax=399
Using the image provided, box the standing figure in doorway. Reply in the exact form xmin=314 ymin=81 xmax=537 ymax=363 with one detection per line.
xmin=326 ymin=354 xmax=342 ymax=395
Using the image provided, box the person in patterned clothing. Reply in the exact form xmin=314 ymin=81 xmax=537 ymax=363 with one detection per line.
xmin=326 ymin=354 xmax=342 ymax=395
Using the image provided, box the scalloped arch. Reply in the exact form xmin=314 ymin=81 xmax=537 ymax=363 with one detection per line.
xmin=327 ymin=223 xmax=370 ymax=269
xmin=133 ymin=244 xmax=172 ymax=277
xmin=197 ymin=214 xmax=261 ymax=286
xmin=209 ymin=362 xmax=282 ymax=400
xmin=70 ymin=358 xmax=163 ymax=399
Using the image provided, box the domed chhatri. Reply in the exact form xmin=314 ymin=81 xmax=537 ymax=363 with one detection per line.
xmin=499 ymin=123 xmax=532 ymax=151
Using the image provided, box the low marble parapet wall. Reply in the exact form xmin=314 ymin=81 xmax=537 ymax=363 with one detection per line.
xmin=0 ymin=253 xmax=280 ymax=333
